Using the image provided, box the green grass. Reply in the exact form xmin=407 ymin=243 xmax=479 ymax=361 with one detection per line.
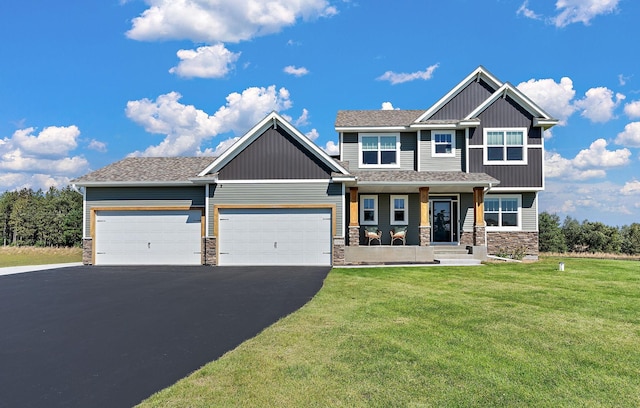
xmin=140 ymin=258 xmax=640 ymax=407
xmin=0 ymin=246 xmax=82 ymax=267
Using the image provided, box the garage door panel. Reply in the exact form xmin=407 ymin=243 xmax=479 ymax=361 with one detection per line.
xmin=95 ymin=210 xmax=202 ymax=265
xmin=218 ymin=208 xmax=331 ymax=266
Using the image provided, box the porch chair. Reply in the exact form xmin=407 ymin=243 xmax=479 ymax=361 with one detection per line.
xmin=390 ymin=226 xmax=408 ymax=245
xmin=364 ymin=226 xmax=382 ymax=245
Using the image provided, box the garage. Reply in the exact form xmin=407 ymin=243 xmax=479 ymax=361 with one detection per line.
xmin=94 ymin=209 xmax=202 ymax=265
xmin=217 ymin=208 xmax=332 ymax=266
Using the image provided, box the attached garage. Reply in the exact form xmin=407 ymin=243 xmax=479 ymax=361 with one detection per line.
xmin=94 ymin=209 xmax=202 ymax=265
xmin=217 ymin=208 xmax=332 ymax=266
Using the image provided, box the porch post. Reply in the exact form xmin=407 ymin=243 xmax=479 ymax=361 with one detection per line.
xmin=473 ymin=187 xmax=486 ymax=246
xmin=348 ymin=187 xmax=360 ymax=246
xmin=419 ymin=187 xmax=431 ymax=246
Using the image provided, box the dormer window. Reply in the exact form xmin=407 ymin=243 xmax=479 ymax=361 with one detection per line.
xmin=359 ymin=134 xmax=400 ymax=167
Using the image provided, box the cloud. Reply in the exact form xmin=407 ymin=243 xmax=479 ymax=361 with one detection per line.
xmin=169 ymin=44 xmax=241 ymax=78
xmin=126 ymin=86 xmax=293 ymax=157
xmin=573 ymin=138 xmax=631 ymax=168
xmin=9 ymin=126 xmax=80 ymax=157
xmin=545 ymin=139 xmax=630 ymax=181
xmin=552 ymin=0 xmax=620 ymax=27
xmin=615 ymin=122 xmax=640 ymax=147
xmin=517 ymin=1 xmax=542 ymax=20
xmin=88 ymin=139 xmax=108 ymax=152
xmin=624 ymin=100 xmax=640 ymax=119
xmin=284 ymin=65 xmax=309 ymax=77
xmin=294 ymin=108 xmax=310 ymax=126
xmin=517 ymin=77 xmax=576 ymax=125
xmin=381 ymin=102 xmax=397 ymax=110
xmin=323 ymin=140 xmax=339 ymax=155
xmin=305 ymin=128 xmax=319 ymax=141
xmin=377 ymin=64 xmax=439 ymax=85
xmin=574 ymin=87 xmax=624 ymax=123
xmin=126 ymin=0 xmax=338 ymax=43
xmin=621 ymin=180 xmax=640 ymax=195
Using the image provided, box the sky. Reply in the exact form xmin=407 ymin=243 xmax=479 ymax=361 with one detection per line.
xmin=1 ymin=0 xmax=639 ymax=226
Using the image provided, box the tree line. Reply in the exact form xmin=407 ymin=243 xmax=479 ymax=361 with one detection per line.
xmin=0 ymin=187 xmax=83 ymax=247
xmin=539 ymin=212 xmax=640 ymax=255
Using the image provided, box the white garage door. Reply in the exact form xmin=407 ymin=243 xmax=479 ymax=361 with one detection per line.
xmin=218 ymin=208 xmax=332 ymax=266
xmin=94 ymin=210 xmax=202 ymax=265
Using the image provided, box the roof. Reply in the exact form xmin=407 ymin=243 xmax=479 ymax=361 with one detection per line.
xmin=72 ymin=157 xmax=215 ymax=185
xmin=335 ymin=110 xmax=424 ymax=128
xmin=349 ymin=169 xmax=500 ymax=186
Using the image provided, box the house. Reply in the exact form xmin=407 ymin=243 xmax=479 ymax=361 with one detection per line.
xmin=72 ymin=66 xmax=556 ymax=266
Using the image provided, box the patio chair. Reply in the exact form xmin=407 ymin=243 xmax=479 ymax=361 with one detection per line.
xmin=363 ymin=226 xmax=382 ymax=245
xmin=390 ymin=226 xmax=408 ymax=245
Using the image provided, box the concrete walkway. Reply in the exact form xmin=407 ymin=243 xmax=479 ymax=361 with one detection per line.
xmin=0 ymin=262 xmax=83 ymax=276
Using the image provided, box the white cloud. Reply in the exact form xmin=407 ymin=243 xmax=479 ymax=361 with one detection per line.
xmin=323 ymin=140 xmax=339 ymax=155
xmin=305 ymin=128 xmax=319 ymax=141
xmin=377 ymin=64 xmax=439 ymax=85
xmin=545 ymin=151 xmax=606 ymax=181
xmin=207 ymin=137 xmax=240 ymax=157
xmin=517 ymin=1 xmax=542 ymax=20
xmin=88 ymin=139 xmax=107 ymax=152
xmin=10 ymin=126 xmax=80 ymax=157
xmin=517 ymin=77 xmax=576 ymax=125
xmin=624 ymin=100 xmax=640 ymax=119
xmin=126 ymin=86 xmax=293 ymax=157
xmin=545 ymin=139 xmax=630 ymax=181
xmin=126 ymin=0 xmax=337 ymax=43
xmin=574 ymin=87 xmax=624 ymax=123
xmin=573 ymin=138 xmax=631 ymax=168
xmin=615 ymin=122 xmax=640 ymax=147
xmin=621 ymin=180 xmax=640 ymax=195
xmin=294 ymin=108 xmax=310 ymax=126
xmin=169 ymin=44 xmax=240 ymax=79
xmin=284 ymin=65 xmax=309 ymax=77
xmin=552 ymin=0 xmax=620 ymax=27
xmin=381 ymin=102 xmax=397 ymax=110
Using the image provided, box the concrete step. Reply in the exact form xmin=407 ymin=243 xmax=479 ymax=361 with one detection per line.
xmin=432 ymin=246 xmax=470 ymax=255
xmin=434 ymin=253 xmax=475 ymax=260
xmin=434 ymin=258 xmax=482 ymax=266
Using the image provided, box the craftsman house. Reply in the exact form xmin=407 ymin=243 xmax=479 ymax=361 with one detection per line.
xmin=73 ymin=66 xmax=556 ymax=266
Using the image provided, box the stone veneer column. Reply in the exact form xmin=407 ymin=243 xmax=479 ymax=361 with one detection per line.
xmin=333 ymin=236 xmax=345 ymax=265
xmin=203 ymin=237 xmax=217 ymax=265
xmin=473 ymin=187 xmax=486 ymax=246
xmin=82 ymin=238 xmax=93 ymax=265
xmin=348 ymin=187 xmax=360 ymax=246
xmin=419 ymin=187 xmax=431 ymax=246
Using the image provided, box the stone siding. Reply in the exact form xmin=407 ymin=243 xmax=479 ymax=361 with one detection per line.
xmin=82 ymin=238 xmax=92 ymax=265
xmin=333 ymin=236 xmax=345 ymax=265
xmin=473 ymin=226 xmax=486 ymax=246
xmin=348 ymin=225 xmax=360 ymax=247
xmin=487 ymin=231 xmax=539 ymax=257
xmin=203 ymin=237 xmax=217 ymax=265
xmin=419 ymin=226 xmax=431 ymax=246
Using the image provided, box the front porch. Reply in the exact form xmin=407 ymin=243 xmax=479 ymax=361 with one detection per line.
xmin=343 ymin=244 xmax=487 ymax=265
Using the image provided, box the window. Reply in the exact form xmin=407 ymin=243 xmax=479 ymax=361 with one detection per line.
xmin=390 ymin=195 xmax=408 ymax=225
xmin=431 ymin=131 xmax=455 ymax=157
xmin=359 ymin=134 xmax=399 ymax=167
xmin=484 ymin=128 xmax=527 ymax=164
xmin=360 ymin=195 xmax=378 ymax=225
xmin=484 ymin=195 xmax=521 ymax=230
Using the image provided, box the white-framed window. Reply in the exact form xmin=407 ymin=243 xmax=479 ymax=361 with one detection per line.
xmin=483 ymin=128 xmax=527 ymax=165
xmin=360 ymin=195 xmax=378 ymax=225
xmin=390 ymin=195 xmax=408 ymax=225
xmin=484 ymin=195 xmax=521 ymax=230
xmin=359 ymin=133 xmax=400 ymax=167
xmin=431 ymin=130 xmax=455 ymax=157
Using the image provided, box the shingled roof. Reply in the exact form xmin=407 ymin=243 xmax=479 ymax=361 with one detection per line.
xmin=72 ymin=157 xmax=215 ymax=185
xmin=335 ymin=110 xmax=425 ymax=127
xmin=348 ymin=169 xmax=499 ymax=185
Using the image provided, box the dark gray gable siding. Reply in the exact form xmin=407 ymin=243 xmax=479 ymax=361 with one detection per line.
xmin=469 ymin=95 xmax=537 ymax=145
xmin=429 ymin=79 xmax=495 ymax=120
xmin=217 ymin=126 xmax=332 ymax=180
xmin=469 ymin=148 xmax=543 ymax=188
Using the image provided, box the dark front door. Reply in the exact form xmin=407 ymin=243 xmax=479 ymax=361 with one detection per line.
xmin=432 ymin=201 xmax=452 ymax=242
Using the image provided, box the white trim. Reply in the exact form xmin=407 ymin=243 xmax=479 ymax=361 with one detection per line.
xmin=417 ymin=130 xmax=422 ymax=172
xmin=465 ymin=83 xmax=556 ymax=122
xmin=468 ymin=144 xmax=483 ymax=149
xmin=484 ymin=194 xmax=522 ymax=232
xmin=73 ymin=181 xmax=199 ymax=187
xmin=390 ymin=195 xmax=409 ymax=225
xmin=465 ymin=128 xmax=470 ymax=173
xmin=205 ymin=184 xmax=211 ymax=237
xmin=82 ymin=188 xmax=87 ymax=238
xmin=483 ymin=127 xmax=528 ymax=166
xmin=541 ymin=136 xmax=546 ymax=191
xmin=215 ymin=179 xmax=332 ymax=184
xmin=360 ymin=195 xmax=378 ymax=225
xmin=335 ymin=126 xmax=408 ymax=132
xmin=339 ymin=132 xmax=344 ymax=162
xmin=358 ymin=133 xmax=401 ymax=168
xmin=431 ymin=130 xmax=456 ymax=157
xmin=340 ymin=183 xmax=346 ymax=238
xmin=528 ymin=144 xmax=543 ymax=148
xmin=490 ymin=187 xmax=543 ymax=192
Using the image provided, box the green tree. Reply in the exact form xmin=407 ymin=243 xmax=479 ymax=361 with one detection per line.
xmin=621 ymin=223 xmax=640 ymax=255
xmin=539 ymin=212 xmax=567 ymax=253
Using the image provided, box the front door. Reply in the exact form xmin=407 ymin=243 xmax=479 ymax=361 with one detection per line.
xmin=432 ymin=201 xmax=452 ymax=242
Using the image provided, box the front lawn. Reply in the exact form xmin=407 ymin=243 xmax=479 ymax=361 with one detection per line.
xmin=0 ymin=246 xmax=82 ymax=267
xmin=140 ymin=258 xmax=640 ymax=407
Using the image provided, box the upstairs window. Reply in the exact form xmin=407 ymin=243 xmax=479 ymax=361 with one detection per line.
xmin=359 ymin=134 xmax=400 ymax=167
xmin=484 ymin=128 xmax=527 ymax=165
xmin=431 ymin=131 xmax=455 ymax=157
xmin=485 ymin=195 xmax=521 ymax=230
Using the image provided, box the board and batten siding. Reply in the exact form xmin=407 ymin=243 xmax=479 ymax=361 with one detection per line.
xmin=461 ymin=192 xmax=537 ymax=232
xmin=209 ymin=182 xmax=343 ymax=237
xmin=341 ymin=132 xmax=417 ymax=171
xmin=468 ymin=148 xmax=543 ymax=188
xmin=429 ymin=79 xmax=496 ymax=120
xmin=84 ymin=186 xmax=205 ymax=235
xmin=419 ymin=130 xmax=464 ymax=172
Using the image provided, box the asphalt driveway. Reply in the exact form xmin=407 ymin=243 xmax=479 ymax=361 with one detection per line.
xmin=0 ymin=265 xmax=330 ymax=408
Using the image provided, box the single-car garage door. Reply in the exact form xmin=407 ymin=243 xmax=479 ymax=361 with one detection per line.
xmin=94 ymin=210 xmax=202 ymax=265
xmin=218 ymin=208 xmax=332 ymax=266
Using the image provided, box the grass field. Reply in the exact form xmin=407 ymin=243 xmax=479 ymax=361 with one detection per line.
xmin=139 ymin=257 xmax=640 ymax=407
xmin=0 ymin=246 xmax=82 ymax=267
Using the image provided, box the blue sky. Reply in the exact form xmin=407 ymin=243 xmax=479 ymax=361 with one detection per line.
xmin=1 ymin=0 xmax=639 ymax=226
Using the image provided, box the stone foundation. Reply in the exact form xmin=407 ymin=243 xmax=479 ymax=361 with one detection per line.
xmin=419 ymin=226 xmax=431 ymax=246
xmin=82 ymin=238 xmax=92 ymax=265
xmin=487 ymin=231 xmax=539 ymax=258
xmin=333 ymin=236 xmax=345 ymax=265
xmin=203 ymin=237 xmax=217 ymax=265
xmin=348 ymin=225 xmax=360 ymax=247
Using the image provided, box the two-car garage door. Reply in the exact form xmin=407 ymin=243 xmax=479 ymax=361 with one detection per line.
xmin=217 ymin=208 xmax=332 ymax=266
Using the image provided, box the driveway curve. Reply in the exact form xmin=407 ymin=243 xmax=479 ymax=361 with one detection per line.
xmin=0 ymin=265 xmax=330 ymax=408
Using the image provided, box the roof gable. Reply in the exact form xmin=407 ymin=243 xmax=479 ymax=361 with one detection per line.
xmin=200 ymin=112 xmax=349 ymax=177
